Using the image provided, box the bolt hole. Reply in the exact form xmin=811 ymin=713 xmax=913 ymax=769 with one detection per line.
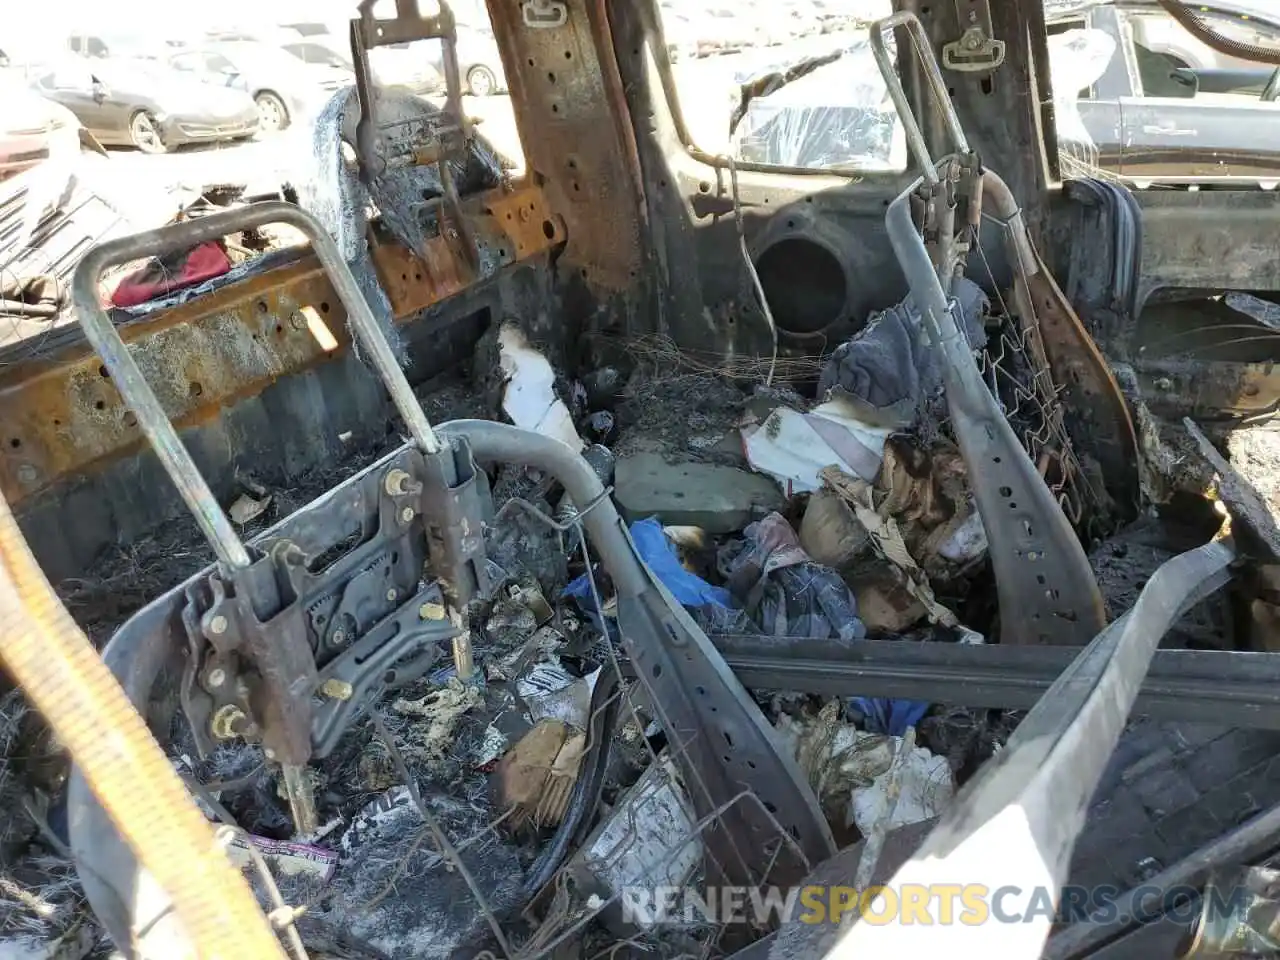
xmin=320 ymin=301 xmax=330 ymax=313
xmin=993 ymin=456 xmax=1002 ymax=463
xmin=651 ymin=663 xmax=662 ymax=678
xmin=747 ymin=759 xmax=756 ymax=769
xmin=1009 ymin=501 xmax=1017 ymax=510
xmin=572 ymin=181 xmax=581 ymax=192
xmin=275 ymin=323 xmax=283 ymax=334
xmin=547 ymin=71 xmax=556 ymax=83
xmin=804 ymin=195 xmax=813 ymax=203
xmin=190 ymin=382 xmax=203 ymax=398
xmin=698 ymin=180 xmax=711 ymax=193
xmin=723 ymin=730 xmax=733 ymax=746
xmin=94 ymin=400 xmax=105 ymax=411
xmin=7 ymin=438 xmax=19 ymax=449
xmin=786 ymin=219 xmax=795 ymax=229
xmin=696 ymin=685 xmax=707 ymax=695
xmin=999 ymin=486 xmax=1012 ymax=497
xmin=542 ymin=219 xmax=556 ymax=240
xmin=498 ymin=248 xmax=507 ymax=257
xmin=98 ymin=365 xmax=109 ymax=378
xmin=551 ymin=103 xmax=559 ymax=114
xmin=256 ymin=300 xmax=268 ymax=313
xmin=527 ymin=57 xmax=535 ymax=66
xmin=384 ymin=669 xmax=396 ymax=683
xmin=1036 ymin=574 xmax=1046 ymax=585
xmin=579 ymin=267 xmax=588 ymax=279
xmin=564 ymin=50 xmax=572 ymax=60
xmin=414 ymin=272 xmax=422 ymax=281
xmin=52 ymin=419 xmax=61 ymax=427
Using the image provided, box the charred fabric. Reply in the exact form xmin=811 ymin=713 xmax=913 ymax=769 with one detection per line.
xmin=2 ymin=1 xmax=1280 ymax=959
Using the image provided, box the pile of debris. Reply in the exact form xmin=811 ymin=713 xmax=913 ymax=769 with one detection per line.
xmin=0 ymin=280 xmax=1036 ymax=958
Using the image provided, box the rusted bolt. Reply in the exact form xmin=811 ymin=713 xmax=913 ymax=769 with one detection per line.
xmin=386 ymin=588 xmax=397 ymax=602
xmin=211 ymin=704 xmax=249 ymax=739
xmin=419 ymin=601 xmax=446 ymax=621
xmin=290 ymin=311 xmax=307 ymax=331
xmin=15 ymin=464 xmax=37 ymax=485
xmin=384 ymin=468 xmax=412 ymax=495
xmin=207 ymin=667 xmax=227 ymax=689
xmin=331 ymin=629 xmax=346 ymax=645
xmin=208 ymin=614 xmax=228 ymax=636
xmin=321 ymin=678 xmax=353 ymax=700
xmin=400 ymin=506 xmax=415 ymax=524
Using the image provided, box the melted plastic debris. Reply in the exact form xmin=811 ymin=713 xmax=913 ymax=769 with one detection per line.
xmin=392 ymin=678 xmax=485 ymax=766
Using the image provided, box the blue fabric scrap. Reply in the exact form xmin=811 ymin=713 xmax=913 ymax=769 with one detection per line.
xmin=565 ymin=517 xmax=732 ymax=609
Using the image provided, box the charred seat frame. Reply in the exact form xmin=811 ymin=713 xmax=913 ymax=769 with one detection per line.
xmin=66 ymin=203 xmax=836 ymax=952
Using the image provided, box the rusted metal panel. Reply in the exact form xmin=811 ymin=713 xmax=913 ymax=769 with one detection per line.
xmin=374 ymin=187 xmax=565 ymax=316
xmin=0 ymin=183 xmax=561 ymax=505
xmin=486 ymin=0 xmax=644 ymax=290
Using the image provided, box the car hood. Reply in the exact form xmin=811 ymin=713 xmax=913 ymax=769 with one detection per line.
xmin=1 ymin=83 xmax=74 ymax=135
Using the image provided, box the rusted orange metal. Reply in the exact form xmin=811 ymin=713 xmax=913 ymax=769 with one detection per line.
xmin=485 ymin=0 xmax=644 ymax=290
xmin=372 ymin=187 xmax=565 ymax=317
xmin=0 ymin=183 xmax=563 ymax=505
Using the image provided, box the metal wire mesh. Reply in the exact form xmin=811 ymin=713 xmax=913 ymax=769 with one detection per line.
xmin=971 ymin=220 xmax=1101 ymax=530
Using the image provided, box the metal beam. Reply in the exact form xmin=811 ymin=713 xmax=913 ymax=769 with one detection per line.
xmin=715 ymin=634 xmax=1280 ymax=730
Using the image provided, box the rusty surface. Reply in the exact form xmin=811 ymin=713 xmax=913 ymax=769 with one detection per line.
xmin=486 ymin=0 xmax=644 ymax=290
xmin=0 ymin=183 xmax=561 ymax=505
xmin=1137 ymin=359 xmax=1280 ymax=421
xmin=1028 ymin=251 xmax=1142 ymax=516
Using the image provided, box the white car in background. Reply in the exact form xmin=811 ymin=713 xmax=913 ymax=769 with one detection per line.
xmin=279 ymin=22 xmax=444 ymax=95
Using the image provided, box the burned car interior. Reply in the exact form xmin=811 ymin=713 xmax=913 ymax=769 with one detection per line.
xmin=3 ymin=0 xmax=1280 ymax=957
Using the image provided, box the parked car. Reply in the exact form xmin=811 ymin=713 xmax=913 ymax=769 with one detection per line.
xmin=1050 ymin=0 xmax=1280 ymax=184
xmin=166 ymin=41 xmax=352 ymax=133
xmin=28 ymin=58 xmax=258 ymax=154
xmin=66 ymin=31 xmax=187 ymax=61
xmin=279 ymin=35 xmax=443 ymax=94
xmin=732 ymin=0 xmax=1280 ymax=184
xmin=450 ymin=25 xmax=507 ymax=97
xmin=0 ymin=72 xmax=85 ymax=178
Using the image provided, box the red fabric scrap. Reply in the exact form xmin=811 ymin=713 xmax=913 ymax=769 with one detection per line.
xmin=109 ymin=241 xmax=232 ymax=308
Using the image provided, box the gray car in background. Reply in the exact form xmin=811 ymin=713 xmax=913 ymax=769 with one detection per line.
xmin=28 ymin=57 xmax=258 ymax=154
xmin=166 ymin=40 xmax=352 ymax=133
